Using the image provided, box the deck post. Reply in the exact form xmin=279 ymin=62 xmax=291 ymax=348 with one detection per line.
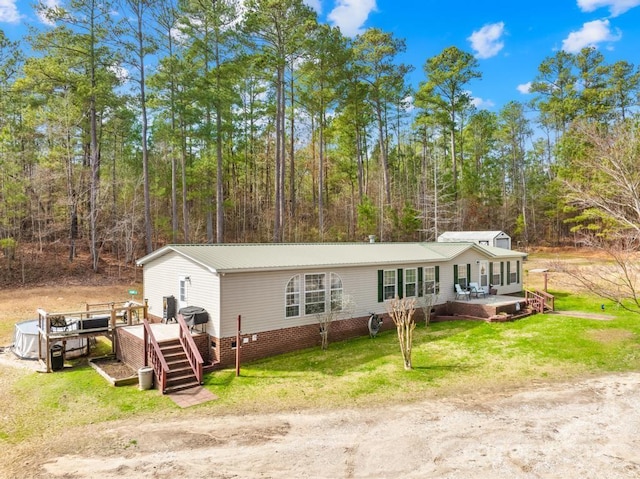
xmin=236 ymin=315 xmax=241 ymax=377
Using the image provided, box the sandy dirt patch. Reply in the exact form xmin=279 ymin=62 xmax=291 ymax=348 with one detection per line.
xmin=3 ymin=373 xmax=640 ymax=479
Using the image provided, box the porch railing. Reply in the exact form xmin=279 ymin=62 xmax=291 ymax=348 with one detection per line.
xmin=177 ymin=314 xmax=204 ymax=385
xmin=525 ymin=290 xmax=555 ymax=313
xmin=142 ymin=318 xmax=169 ymax=393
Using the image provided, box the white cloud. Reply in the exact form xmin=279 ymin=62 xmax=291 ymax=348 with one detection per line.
xmin=304 ymin=0 xmax=322 ymax=14
xmin=0 ymin=0 xmax=21 ymax=24
xmin=562 ymin=19 xmax=622 ymax=52
xmin=577 ymin=0 xmax=640 ymax=17
xmin=466 ymin=91 xmax=495 ymax=109
xmin=109 ymin=64 xmax=129 ymax=82
xmin=468 ymin=22 xmax=505 ymax=59
xmin=517 ymin=82 xmax=532 ymax=94
xmin=36 ymin=0 xmax=62 ymax=26
xmin=328 ymin=0 xmax=377 ymax=37
xmin=472 ymin=97 xmax=495 ymax=109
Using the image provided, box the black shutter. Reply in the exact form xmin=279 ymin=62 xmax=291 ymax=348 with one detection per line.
xmin=466 ymin=264 xmax=471 ymax=285
xmin=418 ymin=267 xmax=424 ymax=297
xmin=489 ymin=263 xmax=493 ymax=285
xmin=377 ymin=270 xmax=383 ymax=302
xmin=397 ymin=268 xmax=404 ymax=299
xmin=517 ymin=260 xmax=520 ymax=283
xmin=500 ymin=262 xmax=504 ymax=286
xmin=435 ymin=266 xmax=440 ymax=294
xmin=453 ymin=264 xmax=458 ymax=291
xmin=506 ymin=261 xmax=511 ymax=285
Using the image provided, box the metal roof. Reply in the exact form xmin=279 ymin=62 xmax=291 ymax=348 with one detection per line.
xmin=137 ymin=242 xmax=526 ymax=274
xmin=438 ymin=231 xmax=509 ymax=241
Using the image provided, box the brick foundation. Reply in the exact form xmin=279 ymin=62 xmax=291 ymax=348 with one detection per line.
xmin=447 ymin=299 xmax=527 ymax=319
xmin=211 ymin=313 xmax=399 ymax=367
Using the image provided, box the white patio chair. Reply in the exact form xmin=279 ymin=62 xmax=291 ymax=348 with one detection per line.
xmin=469 ymin=282 xmax=486 ymax=298
xmin=455 ymin=284 xmax=471 ymax=300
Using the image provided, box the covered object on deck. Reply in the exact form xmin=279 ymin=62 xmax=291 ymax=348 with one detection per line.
xmin=12 ymin=319 xmax=88 ymax=359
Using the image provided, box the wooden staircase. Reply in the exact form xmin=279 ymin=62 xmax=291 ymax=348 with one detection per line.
xmin=160 ymin=339 xmax=201 ymax=394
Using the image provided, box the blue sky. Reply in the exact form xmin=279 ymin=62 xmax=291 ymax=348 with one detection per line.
xmin=2 ymin=0 xmax=640 ymax=112
xmin=314 ymin=0 xmax=640 ymax=111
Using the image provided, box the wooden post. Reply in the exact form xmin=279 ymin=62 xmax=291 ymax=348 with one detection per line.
xmin=143 ymin=324 xmax=148 ymax=367
xmin=544 ymin=272 xmax=548 ymax=292
xmin=236 ymin=315 xmax=241 ymax=377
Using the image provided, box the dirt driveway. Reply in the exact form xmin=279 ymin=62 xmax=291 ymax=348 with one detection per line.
xmin=4 ymin=372 xmax=640 ymax=479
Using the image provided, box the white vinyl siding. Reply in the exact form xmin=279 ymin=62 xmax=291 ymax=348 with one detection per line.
xmin=142 ymin=251 xmax=221 ymax=336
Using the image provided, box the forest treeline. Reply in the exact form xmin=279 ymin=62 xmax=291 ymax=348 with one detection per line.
xmin=1 ymin=0 xmax=639 ymax=271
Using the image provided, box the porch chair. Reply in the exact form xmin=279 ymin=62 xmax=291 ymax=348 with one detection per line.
xmin=454 ymin=284 xmax=471 ymax=300
xmin=469 ymin=282 xmax=486 ymax=298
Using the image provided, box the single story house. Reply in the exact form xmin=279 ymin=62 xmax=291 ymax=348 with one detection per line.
xmin=438 ymin=231 xmax=512 ymax=250
xmin=136 ymin=242 xmax=527 ymax=366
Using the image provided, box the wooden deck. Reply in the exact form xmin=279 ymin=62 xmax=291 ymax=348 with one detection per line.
xmin=445 ymin=294 xmax=533 ymax=322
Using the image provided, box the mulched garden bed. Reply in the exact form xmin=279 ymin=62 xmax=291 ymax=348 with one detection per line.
xmin=90 ymin=356 xmax=138 ymax=386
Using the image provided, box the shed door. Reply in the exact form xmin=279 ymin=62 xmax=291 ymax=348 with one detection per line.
xmin=495 ymin=238 xmax=510 ymax=249
xmin=178 ymin=276 xmax=188 ymax=309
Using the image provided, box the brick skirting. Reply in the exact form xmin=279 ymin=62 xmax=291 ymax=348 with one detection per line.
xmin=211 ymin=313 xmax=403 ymax=367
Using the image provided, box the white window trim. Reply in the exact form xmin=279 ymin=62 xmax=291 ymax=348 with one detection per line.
xmin=510 ymin=260 xmax=518 ymax=284
xmin=285 ymin=274 xmax=301 ymax=318
xmin=457 ymin=264 xmax=468 ymax=289
xmin=405 ymin=267 xmax=417 ymax=298
xmin=383 ymin=269 xmax=396 ymax=301
xmin=304 ymin=273 xmax=326 ymax=316
xmin=424 ymin=266 xmax=437 ymax=295
xmin=492 ymin=261 xmax=501 ymax=286
xmin=330 ymin=273 xmax=344 ymax=312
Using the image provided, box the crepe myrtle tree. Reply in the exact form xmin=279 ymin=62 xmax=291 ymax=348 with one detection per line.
xmin=316 ymin=295 xmax=355 ymax=351
xmin=387 ymin=296 xmax=417 ymax=370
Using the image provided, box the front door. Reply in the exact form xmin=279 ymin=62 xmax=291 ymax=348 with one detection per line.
xmin=478 ymin=261 xmax=489 ymax=293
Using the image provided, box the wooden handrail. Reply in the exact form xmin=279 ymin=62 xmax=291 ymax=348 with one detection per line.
xmin=525 ymin=290 xmax=555 ymax=313
xmin=176 ymin=314 xmax=204 ymax=385
xmin=536 ymin=290 xmax=555 ymax=311
xmin=142 ymin=318 xmax=170 ymax=393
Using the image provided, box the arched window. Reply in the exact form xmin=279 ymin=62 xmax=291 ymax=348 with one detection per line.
xmin=285 ymin=274 xmax=301 ymax=318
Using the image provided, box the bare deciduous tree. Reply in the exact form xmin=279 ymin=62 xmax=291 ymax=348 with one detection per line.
xmin=316 ymin=295 xmax=355 ymax=351
xmin=417 ymin=293 xmax=438 ymax=327
xmin=550 ymin=234 xmax=640 ymax=314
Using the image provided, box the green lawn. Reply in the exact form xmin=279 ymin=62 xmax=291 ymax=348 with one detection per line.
xmin=2 ymin=290 xmax=640 ymax=446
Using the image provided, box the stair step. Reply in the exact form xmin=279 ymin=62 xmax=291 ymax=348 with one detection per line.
xmin=164 ymin=380 xmax=201 ymax=394
xmin=165 ymin=373 xmax=199 ymax=390
xmin=167 ymin=358 xmax=190 ymax=369
xmin=160 ymin=345 xmax=184 ymax=355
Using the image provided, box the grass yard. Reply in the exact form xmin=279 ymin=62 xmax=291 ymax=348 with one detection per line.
xmin=2 ymin=293 xmax=640 ymax=447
